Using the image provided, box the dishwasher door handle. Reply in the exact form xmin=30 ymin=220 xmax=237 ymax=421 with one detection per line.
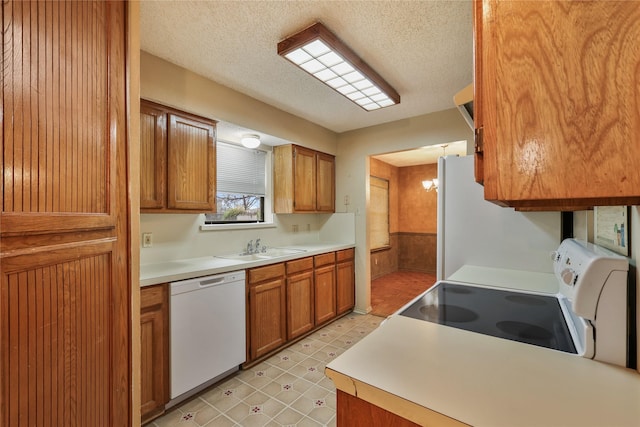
xmin=199 ymin=277 xmax=225 ymax=287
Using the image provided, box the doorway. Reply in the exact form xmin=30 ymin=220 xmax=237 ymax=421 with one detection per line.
xmin=368 ymin=142 xmax=466 ymax=316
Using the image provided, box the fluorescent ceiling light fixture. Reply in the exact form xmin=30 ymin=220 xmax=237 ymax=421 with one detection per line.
xmin=241 ymin=134 xmax=260 ymax=149
xmin=278 ymin=22 xmax=400 ymax=111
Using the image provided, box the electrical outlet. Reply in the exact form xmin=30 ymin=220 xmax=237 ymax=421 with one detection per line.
xmin=306 ymin=224 xmax=311 ymax=232
xmin=292 ymin=224 xmax=299 ymax=233
xmin=344 ymin=195 xmax=350 ymax=205
xmin=142 ymin=232 xmax=153 ymax=248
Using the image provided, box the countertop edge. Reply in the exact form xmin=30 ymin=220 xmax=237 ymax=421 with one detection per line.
xmin=140 ymin=242 xmax=355 ymax=287
xmin=325 ymin=368 xmax=468 ymax=427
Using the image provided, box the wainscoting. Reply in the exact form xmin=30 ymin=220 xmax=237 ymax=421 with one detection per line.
xmin=397 ymin=232 xmax=437 ymax=273
xmin=370 ymin=232 xmax=436 ymax=280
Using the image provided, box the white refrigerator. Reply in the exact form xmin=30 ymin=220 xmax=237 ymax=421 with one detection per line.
xmin=436 ymin=155 xmax=561 ymax=280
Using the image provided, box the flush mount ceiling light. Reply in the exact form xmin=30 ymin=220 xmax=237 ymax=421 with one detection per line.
xmin=278 ymin=22 xmax=400 ymax=111
xmin=241 ymin=134 xmax=261 ymax=149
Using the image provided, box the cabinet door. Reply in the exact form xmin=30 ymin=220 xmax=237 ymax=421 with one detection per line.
xmin=140 ymin=285 xmax=169 ymax=423
xmin=316 ymin=153 xmax=335 ymax=212
xmin=248 ymin=278 xmax=287 ymax=360
xmin=1 ymin=1 xmax=131 ymax=425
xmin=293 ymin=146 xmax=317 ymax=212
xmin=476 ymin=0 xmax=640 ymax=209
xmin=140 ymin=102 xmax=167 ymax=209
xmin=314 ymin=264 xmax=337 ymax=325
xmin=167 ymin=114 xmax=216 ymax=210
xmin=336 ymin=259 xmax=355 ymax=315
xmin=287 ymin=270 xmax=315 ymax=340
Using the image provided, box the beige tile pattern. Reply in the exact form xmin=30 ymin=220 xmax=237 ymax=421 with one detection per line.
xmin=148 ymin=314 xmax=383 ymax=427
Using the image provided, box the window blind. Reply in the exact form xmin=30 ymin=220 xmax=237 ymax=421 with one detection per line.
xmin=370 ymin=176 xmax=390 ymax=249
xmin=217 ymin=142 xmax=266 ymax=196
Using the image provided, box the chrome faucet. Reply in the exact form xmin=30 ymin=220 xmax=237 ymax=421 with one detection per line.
xmin=255 ymin=238 xmax=261 ymax=253
xmin=246 ymin=240 xmax=254 ymax=254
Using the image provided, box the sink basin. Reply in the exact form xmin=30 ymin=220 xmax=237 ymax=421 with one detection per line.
xmin=216 ymin=247 xmax=306 ymax=262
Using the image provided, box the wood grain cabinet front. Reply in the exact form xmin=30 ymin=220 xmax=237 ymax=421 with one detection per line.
xmin=140 ymin=99 xmax=217 ymax=213
xmin=474 ymin=0 xmax=640 ymax=209
xmin=273 ymin=144 xmax=335 ymax=213
xmin=140 ymin=284 xmax=170 ymax=423
xmin=245 ymin=250 xmax=355 ymax=366
xmin=247 ymin=263 xmax=287 ymax=362
xmin=286 ymin=257 xmax=315 ymax=340
xmin=1 ymin=1 xmax=132 ymax=424
xmin=314 ymin=252 xmax=337 ymax=326
xmin=336 ymin=249 xmax=356 ymax=315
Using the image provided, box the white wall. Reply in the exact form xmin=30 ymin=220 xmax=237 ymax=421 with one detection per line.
xmin=141 ymin=51 xmax=337 ymax=155
xmin=335 ymin=109 xmax=475 ymax=313
xmin=140 ymin=213 xmax=355 ymax=265
xmin=631 ymin=207 xmax=640 ymax=372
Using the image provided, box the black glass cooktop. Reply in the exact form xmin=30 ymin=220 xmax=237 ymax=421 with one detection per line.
xmin=399 ymin=281 xmax=577 ymax=354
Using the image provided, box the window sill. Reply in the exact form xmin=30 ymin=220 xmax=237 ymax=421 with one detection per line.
xmin=200 ymin=222 xmax=277 ymax=232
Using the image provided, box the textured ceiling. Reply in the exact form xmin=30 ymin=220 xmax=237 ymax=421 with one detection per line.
xmin=139 ymin=0 xmax=473 ymax=134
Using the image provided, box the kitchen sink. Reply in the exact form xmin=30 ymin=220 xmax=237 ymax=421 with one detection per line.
xmin=216 ymin=247 xmax=306 ymax=261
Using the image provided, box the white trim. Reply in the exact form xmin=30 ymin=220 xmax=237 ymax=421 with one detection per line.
xmin=200 ymin=222 xmax=277 ymax=232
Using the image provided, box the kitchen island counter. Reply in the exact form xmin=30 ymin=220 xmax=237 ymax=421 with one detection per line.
xmin=326 ymin=313 xmax=640 ymax=427
xmin=140 ymin=242 xmax=355 ymax=286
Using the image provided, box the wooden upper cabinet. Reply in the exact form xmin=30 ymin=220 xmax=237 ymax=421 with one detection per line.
xmin=474 ymin=0 xmax=640 ymax=209
xmin=316 ymin=152 xmax=336 ymax=212
xmin=293 ymin=146 xmax=317 ymax=212
xmin=274 ymin=144 xmax=336 ymax=213
xmin=167 ymin=114 xmax=216 ymax=210
xmin=140 ymin=100 xmax=217 ymax=213
xmin=140 ymin=103 xmax=167 ymax=209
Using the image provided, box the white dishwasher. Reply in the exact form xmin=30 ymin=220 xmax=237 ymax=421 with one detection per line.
xmin=170 ymin=270 xmax=246 ymax=403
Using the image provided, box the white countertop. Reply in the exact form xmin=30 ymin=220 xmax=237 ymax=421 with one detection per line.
xmin=326 ymin=314 xmax=640 ymax=427
xmin=447 ymin=265 xmax=559 ymax=294
xmin=326 ymin=265 xmax=640 ymax=426
xmin=140 ymin=242 xmax=355 ymax=286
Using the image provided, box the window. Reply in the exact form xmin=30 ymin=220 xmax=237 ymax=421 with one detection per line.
xmin=205 ymin=142 xmax=267 ymax=224
xmin=370 ymin=176 xmax=390 ymax=249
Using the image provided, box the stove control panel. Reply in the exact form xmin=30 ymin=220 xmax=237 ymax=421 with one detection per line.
xmin=553 ymin=239 xmax=628 ymax=320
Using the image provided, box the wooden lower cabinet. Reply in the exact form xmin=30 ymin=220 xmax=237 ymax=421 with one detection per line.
xmin=246 ymin=250 xmax=354 ymax=365
xmin=314 ymin=253 xmax=337 ymax=325
xmin=336 ymin=249 xmax=356 ymax=315
xmin=140 ymin=284 xmax=170 ymax=423
xmin=286 ymin=257 xmax=315 ymax=340
xmin=336 ymin=390 xmax=421 ymax=427
xmin=247 ymin=264 xmax=287 ymax=361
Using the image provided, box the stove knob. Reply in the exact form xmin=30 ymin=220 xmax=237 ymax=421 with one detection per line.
xmin=561 ymin=268 xmax=576 ymax=286
xmin=551 ymin=251 xmax=560 ymax=262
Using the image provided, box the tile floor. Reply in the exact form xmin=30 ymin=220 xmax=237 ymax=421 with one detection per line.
xmin=370 ymin=271 xmax=436 ymax=317
xmin=148 ymin=313 xmax=383 ymax=427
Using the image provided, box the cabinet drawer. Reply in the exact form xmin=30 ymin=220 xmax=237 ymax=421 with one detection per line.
xmin=336 ymin=248 xmax=354 ymax=262
xmin=286 ymin=257 xmax=313 ymax=275
xmin=314 ymin=252 xmax=336 ymax=267
xmin=141 ymin=284 xmax=167 ymax=309
xmin=249 ymin=263 xmax=285 ymax=284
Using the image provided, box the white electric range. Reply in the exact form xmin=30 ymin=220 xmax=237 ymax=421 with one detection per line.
xmin=398 ymin=238 xmax=632 ymax=367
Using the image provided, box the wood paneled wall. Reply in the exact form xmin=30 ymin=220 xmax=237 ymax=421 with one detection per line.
xmin=399 ymin=164 xmax=438 ymax=233
xmin=1 ymin=1 xmax=131 ymax=425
